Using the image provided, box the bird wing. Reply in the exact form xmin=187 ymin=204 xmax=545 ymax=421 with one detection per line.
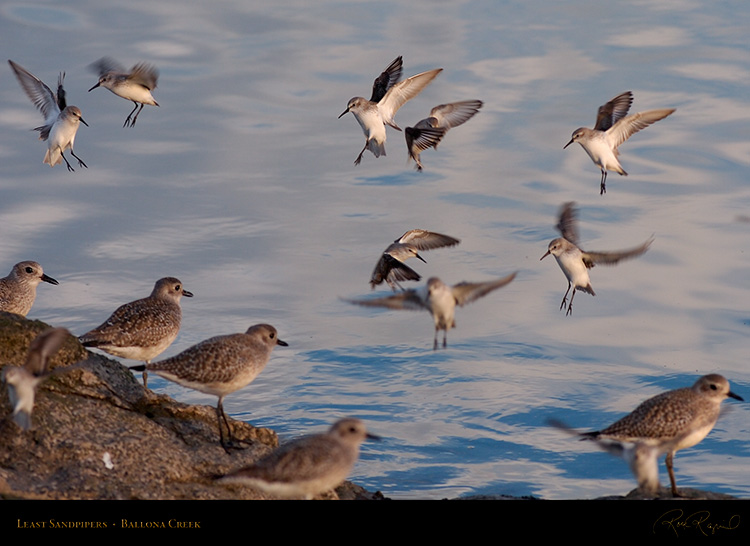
xmin=451 ymin=272 xmax=517 ymax=306
xmin=397 ymin=229 xmax=460 ymax=250
xmin=582 ymin=238 xmax=653 ymax=268
xmin=594 ymin=91 xmax=633 ymax=131
xmin=8 ymin=60 xmax=60 ymax=124
xmin=429 ymin=100 xmax=483 ymax=129
xmin=24 ymin=327 xmax=69 ymax=376
xmin=88 ymin=57 xmax=126 ymax=77
xmin=379 ymin=68 xmax=443 ymax=130
xmin=370 ymin=56 xmax=403 ymax=103
xmin=606 ymin=109 xmax=676 ymax=150
xmin=555 ymin=202 xmax=579 ymax=245
xmin=405 ymin=126 xmax=446 ymax=154
xmin=129 ymin=62 xmax=159 ymax=90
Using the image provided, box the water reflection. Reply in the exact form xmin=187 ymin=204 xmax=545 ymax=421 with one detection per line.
xmin=0 ymin=0 xmax=748 ymax=499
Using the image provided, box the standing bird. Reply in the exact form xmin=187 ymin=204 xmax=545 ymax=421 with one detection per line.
xmin=88 ymin=57 xmax=159 ymax=127
xmin=78 ymin=277 xmax=192 ymax=388
xmin=405 ymin=100 xmax=483 ymax=171
xmin=130 ymin=324 xmax=287 ymax=452
xmin=347 ymin=273 xmax=516 ymax=350
xmin=0 ymin=261 xmax=59 ymax=317
xmin=540 ymin=202 xmax=652 ymax=316
xmin=216 ymin=418 xmax=379 ymax=499
xmin=339 ymin=56 xmax=442 ymax=165
xmin=8 ymin=60 xmax=88 ymax=171
xmin=2 ymin=327 xmax=70 ymax=430
xmin=580 ymin=374 xmax=743 ymax=497
xmin=563 ymin=91 xmax=675 ymax=194
xmin=370 ymin=229 xmax=460 ymax=291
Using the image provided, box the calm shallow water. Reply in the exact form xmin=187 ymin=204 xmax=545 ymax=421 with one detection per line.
xmin=0 ymin=0 xmax=748 ymax=500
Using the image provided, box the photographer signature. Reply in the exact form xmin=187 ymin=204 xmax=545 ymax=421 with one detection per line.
xmin=653 ymin=509 xmax=740 ymax=537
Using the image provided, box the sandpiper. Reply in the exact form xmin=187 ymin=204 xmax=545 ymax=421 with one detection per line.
xmin=540 ymin=202 xmax=652 ymax=316
xmin=339 ymin=56 xmax=442 ymax=165
xmin=8 ymin=60 xmax=88 ymax=171
xmin=79 ymin=277 xmax=193 ymax=388
xmin=88 ymin=57 xmax=159 ymax=127
xmin=130 ymin=324 xmax=287 ymax=452
xmin=216 ymin=418 xmax=379 ymax=499
xmin=405 ymin=100 xmax=483 ymax=171
xmin=370 ymin=229 xmax=460 ymax=291
xmin=580 ymin=374 xmax=743 ymax=497
xmin=2 ymin=327 xmax=70 ymax=430
xmin=347 ymin=273 xmax=516 ymax=350
xmin=564 ymin=91 xmax=675 ymax=194
xmin=0 ymin=261 xmax=59 ymax=317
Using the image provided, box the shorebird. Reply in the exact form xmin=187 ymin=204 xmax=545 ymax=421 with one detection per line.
xmin=564 ymin=91 xmax=675 ymax=194
xmin=339 ymin=56 xmax=442 ymax=165
xmin=88 ymin=57 xmax=159 ymax=127
xmin=78 ymin=277 xmax=193 ymax=387
xmin=216 ymin=418 xmax=379 ymax=499
xmin=347 ymin=273 xmax=516 ymax=350
xmin=540 ymin=202 xmax=652 ymax=316
xmin=2 ymin=327 xmax=70 ymax=430
xmin=0 ymin=261 xmax=59 ymax=317
xmin=8 ymin=60 xmax=88 ymax=171
xmin=370 ymin=229 xmax=460 ymax=291
xmin=579 ymin=375 xmax=743 ymax=497
xmin=405 ymin=100 xmax=483 ymax=171
xmin=130 ymin=324 xmax=287 ymax=452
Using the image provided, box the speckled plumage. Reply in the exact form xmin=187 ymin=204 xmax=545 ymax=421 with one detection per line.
xmin=78 ymin=277 xmax=192 ymax=387
xmin=134 ymin=323 xmax=287 ymax=451
xmin=0 ymin=261 xmax=59 ymax=317
xmin=217 ymin=418 xmax=378 ymax=499
xmin=584 ymin=374 xmax=743 ymax=496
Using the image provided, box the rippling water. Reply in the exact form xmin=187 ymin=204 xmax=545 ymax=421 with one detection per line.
xmin=0 ymin=0 xmax=748 ymax=500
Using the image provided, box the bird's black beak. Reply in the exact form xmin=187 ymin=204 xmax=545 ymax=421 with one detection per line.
xmin=563 ymin=138 xmax=574 ymax=149
xmin=41 ymin=274 xmax=59 ymax=285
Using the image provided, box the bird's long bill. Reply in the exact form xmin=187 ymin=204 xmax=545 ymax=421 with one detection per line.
xmin=540 ymin=250 xmax=551 ymax=261
xmin=415 ymin=253 xmax=427 ymax=264
xmin=338 ymin=108 xmax=349 ymax=119
xmin=366 ymin=432 xmax=381 ymax=441
xmin=41 ymin=274 xmax=59 ymax=285
xmin=563 ymin=138 xmax=574 ymax=149
xmin=80 ymin=117 xmax=89 ymax=127
xmin=87 ymin=82 xmax=101 ymax=92
xmin=277 ymin=338 xmax=289 ymax=347
xmin=729 ymin=391 xmax=744 ymax=401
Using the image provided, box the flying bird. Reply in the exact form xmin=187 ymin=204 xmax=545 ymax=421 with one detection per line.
xmin=347 ymin=273 xmax=516 ymax=350
xmin=370 ymin=229 xmax=460 ymax=291
xmin=8 ymin=60 xmax=88 ymax=171
xmin=339 ymin=56 xmax=442 ymax=165
xmin=564 ymin=91 xmax=675 ymax=194
xmin=405 ymin=100 xmax=483 ymax=171
xmin=540 ymin=202 xmax=652 ymax=316
xmin=88 ymin=57 xmax=159 ymax=127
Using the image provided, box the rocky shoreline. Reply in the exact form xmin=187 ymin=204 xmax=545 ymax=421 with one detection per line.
xmin=0 ymin=313 xmax=738 ymax=501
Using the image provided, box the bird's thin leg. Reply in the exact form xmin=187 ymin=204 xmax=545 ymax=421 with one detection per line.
xmin=566 ymin=288 xmax=577 ymax=316
xmin=141 ymin=363 xmax=149 ymax=389
xmin=130 ymin=103 xmax=145 ymax=127
xmin=123 ymin=102 xmax=140 ymax=128
xmin=70 ymin=151 xmax=87 ymax=169
xmin=354 ymin=141 xmax=368 ymax=166
xmin=433 ymin=329 xmax=439 ymax=351
xmin=559 ymin=283 xmax=572 ymax=311
xmin=61 ymin=153 xmax=75 ymax=172
xmin=600 ymin=170 xmax=607 ymax=195
xmin=442 ymin=330 xmax=447 ymax=349
xmin=666 ymin=452 xmax=681 ymax=497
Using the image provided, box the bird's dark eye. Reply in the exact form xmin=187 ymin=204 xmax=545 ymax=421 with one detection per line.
xmin=270 ymin=332 xmax=275 ymax=339
xmin=25 ymin=267 xmax=33 ymax=274
xmin=175 ymin=284 xmax=181 ymax=291
xmin=710 ymin=384 xmax=717 ymax=391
